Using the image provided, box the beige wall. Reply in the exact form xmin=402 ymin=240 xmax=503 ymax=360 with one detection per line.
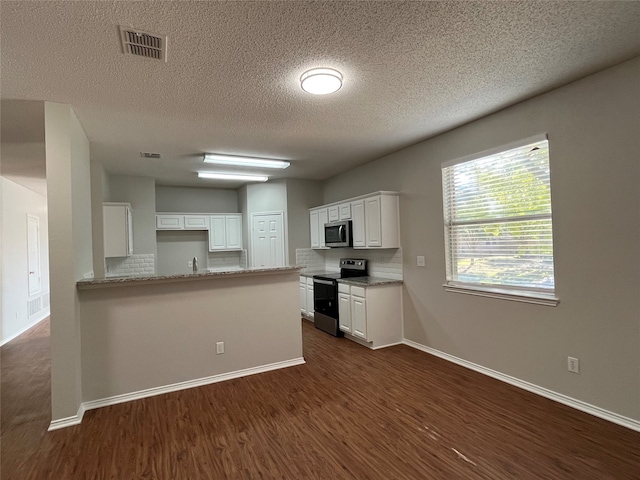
xmin=107 ymin=175 xmax=157 ymax=258
xmin=155 ymin=185 xmax=238 ymax=213
xmin=79 ymin=272 xmax=303 ymax=401
xmin=45 ymin=102 xmax=92 ymax=420
xmin=285 ymin=179 xmax=323 ymax=264
xmin=323 ymin=58 xmax=640 ymax=421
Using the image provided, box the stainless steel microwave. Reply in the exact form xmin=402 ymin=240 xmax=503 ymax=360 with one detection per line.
xmin=325 ymin=220 xmax=352 ymax=248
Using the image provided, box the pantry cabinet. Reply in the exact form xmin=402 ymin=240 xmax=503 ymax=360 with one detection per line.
xmin=104 ymin=203 xmax=133 ymax=258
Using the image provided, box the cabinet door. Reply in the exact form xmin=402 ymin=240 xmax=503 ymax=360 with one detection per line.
xmin=104 ymin=205 xmax=130 ymax=257
xmin=126 ymin=206 xmax=133 ymax=255
xmin=351 ymin=295 xmax=367 ymax=340
xmin=300 ymin=282 xmax=307 ymax=315
xmin=310 ymin=210 xmax=320 ymax=248
xmin=184 ymin=215 xmax=209 ymax=230
xmin=225 ymin=215 xmax=243 ymax=250
xmin=318 ymin=209 xmax=328 ymax=248
xmin=156 ymin=215 xmax=184 ymax=230
xmin=209 ymin=216 xmax=227 ymax=250
xmin=328 ymin=206 xmax=340 ymax=222
xmin=365 ymin=196 xmax=382 ymax=247
xmin=306 ymin=282 xmax=314 ymax=318
xmin=339 ymin=203 xmax=352 ymax=220
xmin=351 ymin=200 xmax=366 ymax=248
xmin=338 ymin=292 xmax=351 ymax=333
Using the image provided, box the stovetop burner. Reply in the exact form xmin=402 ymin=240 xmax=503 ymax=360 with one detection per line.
xmin=313 ymin=258 xmax=368 ymax=281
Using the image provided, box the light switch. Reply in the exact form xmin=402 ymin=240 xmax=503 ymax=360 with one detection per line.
xmin=417 ymin=256 xmax=426 ymax=267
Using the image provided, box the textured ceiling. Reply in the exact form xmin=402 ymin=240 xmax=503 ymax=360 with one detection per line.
xmin=1 ymin=1 xmax=639 ymax=190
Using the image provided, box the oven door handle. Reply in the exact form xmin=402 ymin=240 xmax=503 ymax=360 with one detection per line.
xmin=313 ymin=279 xmax=335 ymax=286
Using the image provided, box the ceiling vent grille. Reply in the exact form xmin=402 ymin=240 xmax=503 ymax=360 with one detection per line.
xmin=140 ymin=152 xmax=161 ymax=159
xmin=119 ymin=26 xmax=167 ymax=61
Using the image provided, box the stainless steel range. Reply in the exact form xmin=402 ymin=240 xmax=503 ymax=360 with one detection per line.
xmin=313 ymin=258 xmax=367 ymax=336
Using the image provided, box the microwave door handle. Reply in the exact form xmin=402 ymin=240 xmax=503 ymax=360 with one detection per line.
xmin=339 ymin=225 xmax=345 ymax=241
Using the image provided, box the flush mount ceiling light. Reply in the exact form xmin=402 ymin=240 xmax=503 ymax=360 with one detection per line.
xmin=300 ymin=68 xmax=343 ymax=95
xmin=203 ymin=153 xmax=290 ymax=169
xmin=198 ymin=172 xmax=268 ymax=182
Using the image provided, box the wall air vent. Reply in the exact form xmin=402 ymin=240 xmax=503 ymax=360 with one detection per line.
xmin=140 ymin=152 xmax=162 ymax=159
xmin=119 ymin=26 xmax=167 ymax=61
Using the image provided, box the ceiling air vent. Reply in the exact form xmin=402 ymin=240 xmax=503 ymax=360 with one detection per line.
xmin=119 ymin=26 xmax=167 ymax=61
xmin=140 ymin=152 xmax=161 ymax=159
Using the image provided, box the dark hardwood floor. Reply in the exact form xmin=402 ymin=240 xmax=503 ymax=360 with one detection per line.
xmin=2 ymin=317 xmax=639 ymax=479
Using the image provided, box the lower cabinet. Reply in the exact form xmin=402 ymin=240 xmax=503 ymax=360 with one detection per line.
xmin=300 ymin=276 xmax=314 ymax=320
xmin=338 ymin=282 xmax=402 ymax=348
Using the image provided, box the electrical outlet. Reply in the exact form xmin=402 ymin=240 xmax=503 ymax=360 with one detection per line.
xmin=417 ymin=255 xmax=426 ymax=267
xmin=568 ymin=356 xmax=580 ymax=374
xmin=216 ymin=342 xmax=224 ymax=355
xmin=188 ymin=260 xmax=193 ymax=268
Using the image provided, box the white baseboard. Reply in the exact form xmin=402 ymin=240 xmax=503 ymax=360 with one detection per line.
xmin=403 ymin=339 xmax=640 ymax=433
xmin=82 ymin=357 xmax=306 ymax=413
xmin=48 ymin=404 xmax=85 ymax=431
xmin=1 ymin=309 xmax=50 ymax=347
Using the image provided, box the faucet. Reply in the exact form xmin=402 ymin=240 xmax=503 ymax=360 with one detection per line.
xmin=192 ymin=256 xmax=198 ymax=272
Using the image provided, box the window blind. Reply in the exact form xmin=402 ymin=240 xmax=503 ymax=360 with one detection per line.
xmin=442 ymin=139 xmax=555 ymax=292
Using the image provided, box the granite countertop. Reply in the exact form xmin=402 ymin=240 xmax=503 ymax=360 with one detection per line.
xmin=77 ymin=265 xmax=303 ymax=289
xmin=337 ymin=276 xmax=403 ymax=286
xmin=299 ymin=270 xmax=338 ymax=278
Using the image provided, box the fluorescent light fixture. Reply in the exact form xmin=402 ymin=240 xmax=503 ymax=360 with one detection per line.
xmin=203 ymin=153 xmax=290 ymax=169
xmin=300 ymin=68 xmax=343 ymax=95
xmin=198 ymin=172 xmax=268 ymax=182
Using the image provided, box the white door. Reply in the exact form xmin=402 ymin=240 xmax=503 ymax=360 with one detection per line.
xmin=251 ymin=212 xmax=285 ymax=268
xmin=27 ymin=214 xmax=41 ymax=296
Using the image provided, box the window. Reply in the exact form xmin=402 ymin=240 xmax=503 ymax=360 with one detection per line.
xmin=441 ymin=135 xmax=558 ymax=305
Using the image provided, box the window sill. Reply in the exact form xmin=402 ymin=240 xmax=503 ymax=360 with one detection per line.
xmin=443 ymin=283 xmax=559 ymax=307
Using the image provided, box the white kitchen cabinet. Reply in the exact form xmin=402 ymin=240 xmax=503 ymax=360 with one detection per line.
xmin=184 ymin=215 xmax=209 ymax=230
xmin=339 ymin=203 xmax=352 ymax=220
xmin=300 ymin=276 xmax=307 ymax=316
xmin=351 ymin=200 xmax=366 ymax=248
xmin=300 ymin=276 xmax=314 ymax=320
xmin=338 ymin=283 xmax=352 ymax=334
xmin=352 ymin=193 xmax=400 ymax=249
xmin=309 ymin=207 xmax=328 ymax=249
xmin=328 ymin=205 xmax=340 ymax=222
xmin=104 ymin=203 xmax=133 ymax=258
xmin=306 ymin=277 xmax=314 ymax=319
xmin=338 ymin=282 xmax=402 ymax=348
xmin=209 ymin=214 xmax=243 ymax=251
xmin=156 ymin=214 xmax=184 ymax=230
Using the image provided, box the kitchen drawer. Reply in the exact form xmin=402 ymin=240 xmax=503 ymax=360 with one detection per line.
xmin=300 ymin=276 xmax=306 ymax=283
xmin=338 ymin=283 xmax=350 ymax=294
xmin=351 ymin=286 xmax=366 ymax=297
xmin=306 ymin=277 xmax=314 ymax=287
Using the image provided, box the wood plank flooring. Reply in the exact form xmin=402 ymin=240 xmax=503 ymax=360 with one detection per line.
xmin=2 ymin=317 xmax=639 ymax=479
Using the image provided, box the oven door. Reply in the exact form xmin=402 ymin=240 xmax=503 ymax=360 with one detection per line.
xmin=313 ymin=278 xmax=338 ymax=319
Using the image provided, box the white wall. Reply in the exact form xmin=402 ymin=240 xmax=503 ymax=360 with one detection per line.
xmin=155 ymin=185 xmax=238 ymax=213
xmin=1 ymin=177 xmax=50 ymax=344
xmin=323 ymin=58 xmax=640 ymax=422
xmin=156 ymin=230 xmax=209 ymax=275
xmin=45 ymin=102 xmax=93 ymax=421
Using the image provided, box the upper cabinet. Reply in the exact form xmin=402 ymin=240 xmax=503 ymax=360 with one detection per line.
xmin=104 ymin=203 xmax=133 ymax=257
xmin=156 ymin=213 xmax=243 ymax=251
xmin=310 ymin=207 xmax=328 ymax=249
xmin=209 ymin=214 xmax=243 ymax=251
xmin=310 ymin=192 xmax=399 ymax=249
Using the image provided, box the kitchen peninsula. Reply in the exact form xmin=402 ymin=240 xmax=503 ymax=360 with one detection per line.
xmin=76 ymin=266 xmax=304 ymax=411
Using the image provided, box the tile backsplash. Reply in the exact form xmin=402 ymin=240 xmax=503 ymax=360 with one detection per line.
xmin=296 ymin=248 xmax=403 ymax=279
xmin=207 ymin=250 xmax=246 ymax=270
xmin=106 ymin=254 xmax=155 ymax=277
